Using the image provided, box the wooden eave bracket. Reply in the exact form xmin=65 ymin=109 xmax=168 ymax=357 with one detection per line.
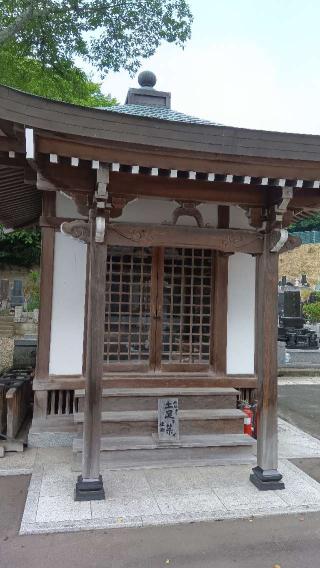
xmin=95 ymin=163 xmax=110 ymax=243
xmin=275 ymin=186 xmax=293 ymax=224
xmin=60 ymin=164 xmax=111 ymax=244
xmin=270 ymin=229 xmax=301 ymax=253
xmin=269 ymin=186 xmax=297 ymax=252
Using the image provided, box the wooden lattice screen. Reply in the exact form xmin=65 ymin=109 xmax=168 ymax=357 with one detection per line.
xmin=104 ymin=247 xmax=152 ymax=363
xmin=104 ymin=246 xmax=213 ymax=369
xmin=162 ymin=248 xmax=213 ymax=364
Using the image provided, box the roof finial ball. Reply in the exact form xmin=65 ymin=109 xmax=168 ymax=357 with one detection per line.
xmin=138 ymin=70 xmax=157 ymax=89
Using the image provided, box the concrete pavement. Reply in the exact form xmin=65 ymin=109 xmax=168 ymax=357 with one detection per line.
xmin=279 ymin=384 xmax=320 ymax=440
xmin=2 ymin=474 xmax=320 ymax=568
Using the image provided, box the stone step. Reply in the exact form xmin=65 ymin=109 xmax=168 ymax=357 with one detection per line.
xmin=0 ymin=323 xmax=14 ymax=330
xmin=100 ymin=377 xmax=245 ymax=388
xmin=73 ymin=433 xmax=254 ymax=452
xmin=74 ymin=408 xmax=245 ymax=436
xmin=0 ymin=330 xmax=13 ymax=338
xmin=72 ymin=434 xmax=256 ymax=470
xmin=75 ymin=387 xmax=239 ymax=412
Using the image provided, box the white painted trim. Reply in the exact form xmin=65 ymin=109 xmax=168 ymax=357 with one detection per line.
xmin=25 ymin=128 xmax=35 ymax=160
xmin=49 ymin=233 xmax=87 ymax=375
xmin=227 ymin=254 xmax=255 ymax=374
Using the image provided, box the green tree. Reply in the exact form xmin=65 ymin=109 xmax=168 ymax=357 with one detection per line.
xmin=0 ymin=1 xmax=193 ymax=76
xmin=24 ymin=270 xmax=40 ymax=310
xmin=0 ymin=226 xmax=41 ymax=267
xmin=0 ymin=45 xmax=115 ymax=106
xmin=289 ymin=213 xmax=320 ymax=233
xmin=303 ymin=302 xmax=320 ymax=323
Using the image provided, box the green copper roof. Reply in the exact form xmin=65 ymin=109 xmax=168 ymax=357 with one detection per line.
xmin=101 ymin=104 xmax=220 ymax=126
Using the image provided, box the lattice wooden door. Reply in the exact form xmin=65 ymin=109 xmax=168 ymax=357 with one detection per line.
xmin=104 ymin=246 xmax=214 ymax=372
xmin=159 ymin=248 xmax=213 ymax=371
xmin=104 ymin=246 xmax=153 ymax=371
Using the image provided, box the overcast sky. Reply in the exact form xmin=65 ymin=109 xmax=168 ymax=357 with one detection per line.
xmin=95 ymin=0 xmax=320 ymax=134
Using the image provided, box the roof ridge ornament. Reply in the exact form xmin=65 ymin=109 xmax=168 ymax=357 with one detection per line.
xmin=138 ymin=70 xmax=157 ymax=89
xmin=125 ymin=70 xmax=171 ymax=108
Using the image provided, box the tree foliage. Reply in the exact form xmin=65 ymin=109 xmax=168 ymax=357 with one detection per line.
xmin=289 ymin=213 xmax=320 ymax=233
xmin=24 ymin=270 xmax=40 ymax=310
xmin=303 ymin=302 xmax=320 ymax=323
xmin=0 ymin=226 xmax=41 ymax=267
xmin=0 ymin=1 xmax=193 ymax=76
xmin=0 ymin=44 xmax=115 ymax=105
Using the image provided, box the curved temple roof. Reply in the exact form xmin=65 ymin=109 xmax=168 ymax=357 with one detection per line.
xmin=100 ymin=103 xmax=219 ymax=125
xmin=1 ymin=78 xmax=320 ymax=228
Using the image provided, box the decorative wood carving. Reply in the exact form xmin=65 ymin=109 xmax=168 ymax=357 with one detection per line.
xmin=65 ymin=191 xmax=90 ymax=217
xmin=164 ymin=201 xmax=205 ymax=227
xmin=109 ymin=194 xmax=133 ymax=219
xmin=107 ymin=223 xmax=264 ymax=254
xmin=61 ymin=219 xmax=90 ymax=243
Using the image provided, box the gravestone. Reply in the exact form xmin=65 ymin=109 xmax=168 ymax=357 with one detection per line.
xmin=281 ymin=290 xmax=304 ymax=329
xmin=10 ymin=280 xmax=24 ymax=307
xmin=158 ymin=398 xmax=179 ymax=443
xmin=278 ymin=289 xmax=318 ymax=350
xmin=0 ymin=279 xmax=9 ymax=302
xmin=13 ymin=338 xmax=37 ymax=368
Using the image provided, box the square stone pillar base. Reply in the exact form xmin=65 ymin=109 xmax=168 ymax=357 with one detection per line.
xmin=74 ymin=475 xmax=105 ymax=501
xmin=250 ymin=466 xmax=285 ymax=491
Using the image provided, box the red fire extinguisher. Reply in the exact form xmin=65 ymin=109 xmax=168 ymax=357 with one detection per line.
xmin=243 ymin=404 xmax=253 ymax=436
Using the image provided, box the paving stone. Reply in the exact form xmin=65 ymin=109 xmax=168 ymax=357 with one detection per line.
xmin=91 ymin=496 xmax=160 ymax=519
xmin=145 ymin=467 xmax=206 ymax=493
xmin=17 ymin=419 xmax=320 ymax=535
xmin=279 ymin=484 xmax=320 ymax=506
xmin=216 ymin=484 xmax=287 ymax=512
xmin=36 ymin=494 xmax=91 ymax=523
xmin=36 ymin=447 xmax=72 ymax=465
xmin=198 ymin=464 xmax=250 ymax=487
xmin=0 ymin=447 xmax=36 ymax=475
xmin=155 ymin=490 xmax=226 ymax=515
xmin=278 ymin=418 xmax=320 ymax=459
xmin=102 ymin=469 xmax=153 ymax=500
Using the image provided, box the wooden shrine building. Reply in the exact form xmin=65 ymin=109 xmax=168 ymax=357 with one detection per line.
xmin=1 ymin=71 xmax=320 ymax=499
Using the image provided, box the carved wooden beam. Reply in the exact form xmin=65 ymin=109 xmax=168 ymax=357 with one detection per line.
xmin=107 ymin=223 xmax=264 ymax=253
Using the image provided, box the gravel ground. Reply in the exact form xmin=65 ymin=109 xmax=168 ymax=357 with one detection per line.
xmin=0 ymin=337 xmax=14 ymax=373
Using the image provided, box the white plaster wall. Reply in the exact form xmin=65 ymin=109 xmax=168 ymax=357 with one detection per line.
xmin=227 ymin=253 xmax=255 ymax=374
xmin=115 ymin=200 xmax=250 ymax=230
xmin=49 ymin=233 xmax=87 ymax=375
xmin=114 ymin=198 xmax=219 ymax=227
xmin=56 ymin=192 xmax=87 ymax=219
xmin=229 ymin=206 xmax=251 ymax=229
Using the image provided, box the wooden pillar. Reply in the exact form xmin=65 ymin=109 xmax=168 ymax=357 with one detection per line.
xmin=75 ymin=211 xmax=107 ymax=501
xmin=36 ymin=192 xmax=55 ymax=380
xmin=212 ymin=252 xmax=229 ymax=374
xmin=212 ymin=206 xmax=230 ymax=374
xmin=250 ymin=232 xmax=284 ymax=490
xmin=33 ymin=193 xmax=55 ymax=423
